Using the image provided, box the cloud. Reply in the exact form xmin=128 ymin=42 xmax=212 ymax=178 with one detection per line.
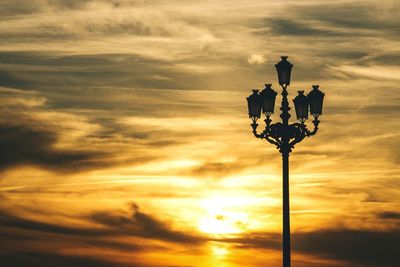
xmin=331 ymin=65 xmax=400 ymax=81
xmin=0 ymin=203 xmax=202 ymax=266
xmin=0 ymin=51 xmax=224 ymax=92
xmin=221 ymin=228 xmax=400 ymax=267
xmin=220 ymin=232 xmax=281 ymax=250
xmin=0 ymin=1 xmax=41 ymax=17
xmin=0 ymin=209 xmax=107 ymax=237
xmin=294 ymin=229 xmax=400 ymax=267
xmin=0 ymin=0 xmax=120 ymax=17
xmin=286 ymin=2 xmax=400 ymax=36
xmin=0 ymin=125 xmax=105 ymax=172
xmin=189 ymin=161 xmax=241 ymax=177
xmin=377 ymin=211 xmax=400 ymax=220
xmin=261 ymin=19 xmax=344 ymax=37
xmin=0 ymin=251 xmax=136 ymax=267
xmin=359 ymin=52 xmax=400 ymax=66
xmin=0 ymin=52 xmax=176 ymax=90
xmin=90 ymin=203 xmax=202 ymax=243
xmin=248 ymin=54 xmax=266 ymax=65
xmin=0 ymin=87 xmax=167 ymax=173
xmin=3 ymin=203 xmax=399 ymax=267
xmin=0 ymin=203 xmax=201 ymax=244
xmin=183 ymin=155 xmax=273 ymax=178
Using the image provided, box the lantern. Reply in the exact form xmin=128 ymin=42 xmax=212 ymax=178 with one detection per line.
xmin=293 ymin=91 xmax=309 ymax=122
xmin=307 ymin=85 xmax=325 ymax=117
xmin=275 ymin=56 xmax=293 ymax=86
xmin=260 ymin=84 xmax=277 ymax=115
xmin=247 ymin=89 xmax=262 ymax=120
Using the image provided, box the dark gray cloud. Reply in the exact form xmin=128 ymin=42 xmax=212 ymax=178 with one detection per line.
xmin=296 ymin=3 xmax=400 ymax=36
xmin=359 ymin=53 xmax=400 ymax=66
xmin=260 ymin=19 xmax=345 ymax=37
xmin=0 ymin=20 xmax=168 ymax=45
xmin=0 ymin=204 xmax=200 ymax=266
xmin=0 ymin=88 xmax=169 ymax=173
xmin=0 ymin=1 xmax=41 ymax=17
xmin=0 ymin=51 xmax=211 ymax=92
xmin=0 ymin=251 xmax=136 ymax=267
xmin=250 ymin=1 xmax=400 ymax=81
xmin=0 ymin=52 xmax=168 ymax=90
xmin=377 ymin=211 xmax=400 ymax=220
xmin=0 ymin=28 xmax=76 ymax=44
xmin=0 ymin=212 xmax=146 ymax=266
xmin=0 ymin=0 xmax=112 ymax=17
xmin=48 ymin=0 xmax=97 ymax=9
xmin=0 ymin=203 xmax=201 ymax=244
xmin=185 ymin=154 xmax=277 ymax=178
xmin=327 ymin=178 xmax=400 ymax=204
xmin=253 ymin=2 xmax=400 ymax=43
xmin=320 ymin=50 xmax=369 ymax=60
xmin=84 ymin=20 xmax=168 ymax=36
xmin=359 ymin=105 xmax=400 ymax=114
xmin=220 ymin=232 xmax=280 ymax=250
xmin=187 ymin=160 xmax=248 ymax=178
xmin=0 ymin=125 xmax=105 ymax=172
xmin=222 ymin=229 xmax=400 ymax=267
xmin=0 ymin=209 xmax=108 ymax=237
xmin=90 ymin=203 xmax=202 ymax=243
xmin=294 ymin=230 xmax=400 ymax=267
xmin=0 ymin=67 xmax=33 ymax=89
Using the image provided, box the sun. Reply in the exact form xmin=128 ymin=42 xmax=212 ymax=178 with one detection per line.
xmin=199 ymin=215 xmax=241 ymax=235
xmin=197 ymin=196 xmax=249 ymax=235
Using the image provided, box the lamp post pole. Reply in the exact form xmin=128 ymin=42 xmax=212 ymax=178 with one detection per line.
xmin=280 ymin=84 xmax=291 ymax=267
xmin=247 ymin=56 xmax=325 ymax=267
xmin=282 ymin=150 xmax=290 ymax=267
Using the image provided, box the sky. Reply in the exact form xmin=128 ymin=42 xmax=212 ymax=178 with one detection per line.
xmin=0 ymin=0 xmax=399 ymax=266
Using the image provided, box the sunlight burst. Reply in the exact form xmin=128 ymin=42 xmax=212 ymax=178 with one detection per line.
xmin=198 ymin=196 xmax=249 ymax=235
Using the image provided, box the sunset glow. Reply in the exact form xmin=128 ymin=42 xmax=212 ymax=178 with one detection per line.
xmin=198 ymin=196 xmax=250 ymax=235
xmin=0 ymin=1 xmax=399 ymax=267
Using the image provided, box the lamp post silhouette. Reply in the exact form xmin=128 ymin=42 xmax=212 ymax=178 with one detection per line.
xmin=246 ymin=56 xmax=325 ymax=267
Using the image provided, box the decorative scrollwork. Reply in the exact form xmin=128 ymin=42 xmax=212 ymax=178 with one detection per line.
xmin=251 ymin=117 xmax=319 ymax=154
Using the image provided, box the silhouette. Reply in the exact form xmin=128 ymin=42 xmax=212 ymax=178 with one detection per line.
xmin=246 ymin=56 xmax=325 ymax=267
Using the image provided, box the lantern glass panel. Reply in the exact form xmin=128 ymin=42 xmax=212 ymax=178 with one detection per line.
xmin=260 ymin=84 xmax=277 ymax=115
xmin=308 ymin=85 xmax=325 ymax=116
xmin=275 ymin=56 xmax=293 ymax=86
xmin=293 ymin=90 xmax=309 ymax=121
xmin=247 ymin=89 xmax=262 ymax=119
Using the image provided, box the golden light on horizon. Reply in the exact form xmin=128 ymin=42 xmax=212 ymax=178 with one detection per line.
xmin=195 ymin=192 xmax=280 ymax=239
xmin=210 ymin=243 xmax=230 ymax=261
xmin=198 ymin=214 xmax=244 ymax=235
xmin=198 ymin=196 xmax=266 ymax=235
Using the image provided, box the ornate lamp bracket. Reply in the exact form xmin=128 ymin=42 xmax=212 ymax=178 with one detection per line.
xmin=251 ymin=120 xmax=264 ymax=139
xmin=256 ymin=113 xmax=320 ymax=155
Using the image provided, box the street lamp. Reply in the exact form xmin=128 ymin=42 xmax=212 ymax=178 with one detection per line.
xmin=246 ymin=56 xmax=325 ymax=267
xmin=275 ymin=56 xmax=293 ymax=86
xmin=293 ymin=91 xmax=308 ymax=124
xmin=247 ymin=89 xmax=262 ymax=122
